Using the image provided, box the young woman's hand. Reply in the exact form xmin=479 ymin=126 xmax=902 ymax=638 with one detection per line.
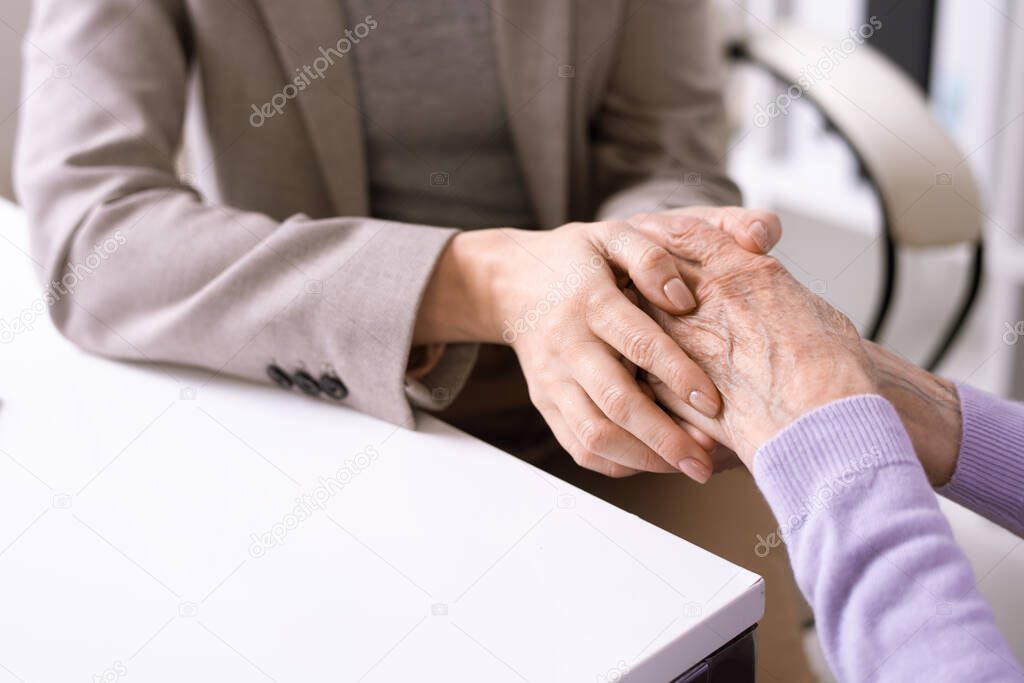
xmin=625 ymin=207 xmax=783 ymax=460
xmin=414 ymin=208 xmax=782 ymax=481
xmin=469 ymin=221 xmax=722 ymax=480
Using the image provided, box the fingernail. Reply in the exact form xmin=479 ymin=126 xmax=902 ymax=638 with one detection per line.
xmin=678 ymin=457 xmax=711 ymax=484
xmin=664 ymin=278 xmax=695 ymax=312
xmin=689 ymin=390 xmax=718 ymax=418
xmin=750 ymin=221 xmax=771 ymax=252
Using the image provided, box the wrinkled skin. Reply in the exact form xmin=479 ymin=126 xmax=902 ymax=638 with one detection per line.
xmin=630 ymin=213 xmax=877 ymax=467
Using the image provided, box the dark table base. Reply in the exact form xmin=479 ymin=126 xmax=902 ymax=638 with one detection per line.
xmin=670 ymin=625 xmax=757 ymax=682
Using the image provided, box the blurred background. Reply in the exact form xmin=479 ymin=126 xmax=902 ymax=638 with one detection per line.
xmin=1 ymin=0 xmax=1021 ymax=679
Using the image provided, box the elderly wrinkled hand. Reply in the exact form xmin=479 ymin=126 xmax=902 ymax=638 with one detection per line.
xmin=630 ymin=213 xmax=877 ymax=467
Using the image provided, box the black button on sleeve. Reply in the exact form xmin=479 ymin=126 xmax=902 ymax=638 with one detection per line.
xmin=293 ymin=371 xmax=321 ymax=396
xmin=319 ymin=374 xmax=349 ymax=401
xmin=266 ymin=364 xmax=293 ymax=389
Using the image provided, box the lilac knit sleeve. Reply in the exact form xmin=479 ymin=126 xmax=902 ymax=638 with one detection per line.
xmin=937 ymin=383 xmax=1024 ymax=536
xmin=753 ymin=395 xmax=1022 ymax=682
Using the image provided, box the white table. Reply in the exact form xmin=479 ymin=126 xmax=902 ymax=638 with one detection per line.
xmin=0 ymin=198 xmax=763 ymax=683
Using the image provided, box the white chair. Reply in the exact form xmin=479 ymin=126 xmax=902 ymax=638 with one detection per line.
xmin=726 ymin=20 xmax=985 ymax=371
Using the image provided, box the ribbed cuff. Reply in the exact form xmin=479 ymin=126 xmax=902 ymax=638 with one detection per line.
xmin=752 ymin=395 xmax=919 ymax=533
xmin=938 ymin=384 xmax=1024 ymax=535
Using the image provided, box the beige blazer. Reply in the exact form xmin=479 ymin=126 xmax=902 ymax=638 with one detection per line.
xmin=15 ymin=0 xmax=738 ymax=428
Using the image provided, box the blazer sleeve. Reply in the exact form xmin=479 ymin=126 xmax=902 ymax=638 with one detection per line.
xmin=592 ymin=0 xmax=742 ymax=219
xmin=14 ymin=0 xmax=473 ymax=428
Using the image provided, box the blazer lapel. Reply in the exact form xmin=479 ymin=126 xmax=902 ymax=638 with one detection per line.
xmin=492 ymin=0 xmax=573 ymax=228
xmin=253 ymin=0 xmax=368 ymax=215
